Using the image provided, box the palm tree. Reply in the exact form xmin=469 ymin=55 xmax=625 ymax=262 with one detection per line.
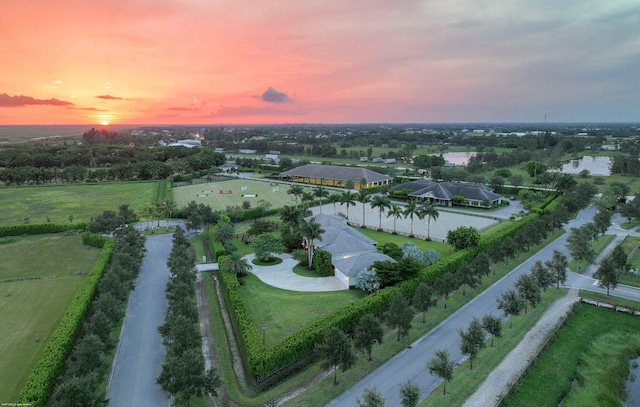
xmin=314 ymin=185 xmax=330 ymax=214
xmin=420 ymin=202 xmax=440 ymax=240
xmin=301 ymin=219 xmax=325 ymax=269
xmin=340 ymin=191 xmax=357 ymax=220
xmin=153 ymin=201 xmax=164 ymax=228
xmin=162 ymin=199 xmax=177 ymax=230
xmin=370 ymin=195 xmax=391 ymax=230
xmin=356 ymin=189 xmax=372 ymax=228
xmin=287 ymin=185 xmax=304 ymax=206
xmin=388 ymin=204 xmax=403 ymax=234
xmin=301 ymin=191 xmax=315 ymax=210
xmin=280 ymin=205 xmax=302 ymax=232
xmin=403 ymin=200 xmax=420 ymax=237
xmin=139 ymin=205 xmax=152 ymax=231
xmin=327 ymin=194 xmax=341 ymax=215
xmin=222 ymin=251 xmax=251 ymax=278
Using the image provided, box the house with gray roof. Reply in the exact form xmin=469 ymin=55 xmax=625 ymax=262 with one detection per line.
xmin=306 ymin=213 xmax=396 ymax=287
xmin=390 ymin=179 xmax=504 ymax=208
xmin=280 ymin=164 xmax=391 ymax=189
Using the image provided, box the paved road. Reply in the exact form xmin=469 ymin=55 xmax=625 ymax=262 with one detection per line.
xmin=107 ymin=234 xmax=172 ymax=407
xmin=327 ymin=205 xmax=631 ymax=406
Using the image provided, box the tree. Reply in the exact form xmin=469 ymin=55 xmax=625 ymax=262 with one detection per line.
xmin=593 ymin=209 xmax=613 ymax=236
xmin=471 ymin=252 xmax=491 ymax=279
xmin=355 ymin=268 xmax=381 ymax=294
xmin=251 ymin=234 xmax=284 ymax=262
xmin=566 ymin=227 xmax=595 ymax=270
xmin=354 ymin=314 xmax=384 ymax=361
xmin=356 ymin=386 xmax=386 ymax=407
xmin=301 ymin=191 xmax=315 ymax=208
xmin=459 ymin=317 xmax=486 ymax=370
xmin=456 ymin=263 xmax=480 ymax=296
xmin=481 ymin=314 xmax=503 ymax=348
xmin=318 ymin=327 xmax=356 ymax=385
xmin=545 ymin=249 xmax=569 ymax=289
xmin=388 ymin=204 xmax=403 ymax=234
xmin=501 ymin=237 xmax=518 ymax=264
xmin=526 ymin=161 xmax=547 ymax=178
xmin=387 ymin=292 xmax=413 ymax=341
xmin=413 ymin=282 xmax=435 ymax=323
xmin=287 ymin=185 xmax=303 ymax=206
xmin=610 ymin=244 xmax=631 ymax=274
xmin=280 ymin=205 xmax=302 ymax=232
xmin=314 ymin=185 xmax=330 ymax=213
xmin=427 ymin=349 xmax=455 ymax=395
xmin=597 ymin=257 xmax=618 ymax=295
xmin=213 ymin=221 xmax=235 ymax=245
xmin=530 ymin=260 xmax=553 ymax=291
xmin=487 ymin=240 xmax=504 ymax=267
xmin=162 ymin=199 xmax=177 ymax=229
xmin=328 ymin=193 xmax=341 ymax=215
xmin=434 ymin=272 xmax=458 ymax=309
xmin=419 ymin=202 xmax=439 ymax=240
xmin=222 ymin=251 xmax=251 ymax=278
xmin=371 ymin=195 xmax=391 ymax=230
xmin=357 ymin=189 xmax=372 ymax=227
xmin=399 ymin=380 xmax=420 ymax=407
xmin=447 ymin=226 xmax=480 ymax=251
xmin=341 ymin=191 xmax=357 ymax=220
xmin=403 ymin=200 xmax=420 ymax=237
xmin=257 ymin=199 xmax=272 ymax=216
xmin=496 ymin=289 xmax=525 ymax=329
xmin=515 ymin=273 xmax=541 ymax=314
xmin=300 ymin=218 xmax=325 ymax=268
xmin=49 ymin=373 xmax=107 ymax=407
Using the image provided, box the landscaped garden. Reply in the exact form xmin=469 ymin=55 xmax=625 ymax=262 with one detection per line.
xmin=0 ymin=234 xmax=101 ymax=402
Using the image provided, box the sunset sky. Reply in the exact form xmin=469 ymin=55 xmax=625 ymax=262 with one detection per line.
xmin=1 ymin=1 xmax=638 ymax=125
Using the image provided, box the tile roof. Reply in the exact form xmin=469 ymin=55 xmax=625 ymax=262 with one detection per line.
xmin=332 ymin=252 xmax=396 ymax=278
xmin=280 ymin=164 xmax=391 ymax=183
xmin=390 ymin=179 xmax=502 ymax=202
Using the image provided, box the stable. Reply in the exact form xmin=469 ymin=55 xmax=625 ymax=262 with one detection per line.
xmin=390 ymin=179 xmax=504 ymax=208
xmin=279 ymin=163 xmax=392 ymax=189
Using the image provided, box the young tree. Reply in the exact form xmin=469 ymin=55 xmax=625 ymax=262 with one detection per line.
xmin=481 ymin=314 xmax=503 ymax=348
xmin=420 ymin=202 xmax=440 ymax=240
xmin=251 ymin=234 xmax=284 ymax=262
xmin=597 ymin=257 xmax=618 ymax=296
xmin=496 ymin=289 xmax=525 ymax=329
xmin=399 ymin=380 xmax=420 ymax=407
xmin=530 ymin=260 xmax=553 ymax=291
xmin=566 ymin=227 xmax=595 ymax=270
xmin=257 ymin=199 xmax=272 ymax=216
xmin=610 ymin=244 xmax=631 ymax=274
xmin=458 ymin=317 xmax=486 ymax=370
xmin=501 ymin=237 xmax=518 ymax=263
xmin=318 ymin=327 xmax=356 ymax=385
xmin=447 ymin=226 xmax=480 ymax=251
xmin=356 ymin=386 xmax=386 ymax=407
xmin=354 ymin=314 xmax=384 ymax=361
xmin=387 ymin=292 xmax=413 ymax=341
xmin=388 ymin=204 xmax=403 ymax=234
xmin=471 ymin=252 xmax=491 ymax=279
xmin=515 ymin=273 xmax=541 ymax=314
xmin=371 ymin=195 xmax=391 ymax=230
xmin=545 ymin=249 xmax=569 ymax=289
xmin=434 ymin=272 xmax=459 ymax=309
xmin=413 ymin=282 xmax=435 ymax=323
xmin=486 ymin=240 xmax=504 ymax=268
xmin=456 ymin=263 xmax=480 ymax=296
xmin=427 ymin=349 xmax=455 ymax=395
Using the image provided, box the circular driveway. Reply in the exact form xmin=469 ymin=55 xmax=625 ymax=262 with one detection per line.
xmin=245 ymin=253 xmax=347 ymax=292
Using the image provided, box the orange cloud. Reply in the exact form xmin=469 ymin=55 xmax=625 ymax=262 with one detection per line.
xmin=0 ymin=93 xmax=73 ymax=108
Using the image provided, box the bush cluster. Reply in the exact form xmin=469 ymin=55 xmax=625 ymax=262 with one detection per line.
xmin=0 ymin=222 xmax=87 ymax=237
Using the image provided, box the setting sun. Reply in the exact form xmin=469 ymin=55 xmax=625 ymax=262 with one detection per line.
xmin=100 ymin=120 xmax=109 ymax=126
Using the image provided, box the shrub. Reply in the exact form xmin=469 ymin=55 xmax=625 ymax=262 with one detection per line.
xmin=313 ymin=250 xmax=333 ymax=276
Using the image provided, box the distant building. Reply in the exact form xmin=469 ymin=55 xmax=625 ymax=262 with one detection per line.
xmin=167 ymin=139 xmax=201 ymax=148
xmin=239 ymin=149 xmax=257 ymax=154
xmin=372 ymin=157 xmax=383 ymax=163
xmin=265 ymin=154 xmax=279 ymax=160
xmin=359 ymin=157 xmax=369 ymax=162
xmin=214 ymin=147 xmax=225 ymax=152
xmin=390 ymin=179 xmax=504 ymax=208
xmin=279 ymin=163 xmax=391 ymax=189
xmin=384 ymin=158 xmax=396 ymax=164
xmin=219 ymin=162 xmax=239 ymax=172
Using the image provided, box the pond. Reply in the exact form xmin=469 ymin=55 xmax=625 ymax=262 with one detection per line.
xmin=555 ymin=156 xmax=612 ymax=176
xmin=623 ymin=356 xmax=640 ymax=407
xmin=436 ymin=151 xmax=477 ymax=166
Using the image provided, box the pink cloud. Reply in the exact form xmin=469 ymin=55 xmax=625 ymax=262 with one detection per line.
xmin=0 ymin=93 xmax=73 ymax=107
xmin=96 ymin=95 xmax=124 ymax=100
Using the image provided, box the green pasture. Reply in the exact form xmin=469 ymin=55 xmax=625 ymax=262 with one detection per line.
xmin=505 ymin=302 xmax=640 ymax=407
xmin=239 ymin=274 xmax=364 ymax=346
xmin=358 ymin=228 xmax=450 ymax=258
xmin=172 ymin=179 xmax=325 ymax=211
xmin=0 ymin=182 xmax=156 ymax=225
xmin=0 ymin=234 xmax=101 ymax=402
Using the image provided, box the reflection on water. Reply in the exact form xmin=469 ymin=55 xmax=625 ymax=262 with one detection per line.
xmin=557 ymin=156 xmax=612 ymax=176
xmin=438 ymin=152 xmax=477 ymax=166
xmin=623 ymin=356 xmax=640 ymax=407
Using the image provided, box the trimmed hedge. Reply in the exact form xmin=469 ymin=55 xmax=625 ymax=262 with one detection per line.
xmin=0 ymin=222 xmax=88 ymax=237
xmin=17 ymin=236 xmax=115 ymax=407
xmin=208 ymin=228 xmax=226 ymax=260
xmin=81 ymin=231 xmax=111 ymax=248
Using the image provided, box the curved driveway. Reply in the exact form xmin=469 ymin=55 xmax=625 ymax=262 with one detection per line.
xmin=107 ymin=234 xmax=172 ymax=407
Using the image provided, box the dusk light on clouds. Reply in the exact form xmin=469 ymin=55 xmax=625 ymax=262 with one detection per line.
xmin=0 ymin=0 xmax=638 ymax=125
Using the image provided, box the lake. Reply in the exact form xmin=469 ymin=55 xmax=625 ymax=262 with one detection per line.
xmin=436 ymin=151 xmax=477 ymax=166
xmin=556 ymin=156 xmax=612 ymax=176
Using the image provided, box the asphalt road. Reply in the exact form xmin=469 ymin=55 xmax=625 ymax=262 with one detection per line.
xmin=327 ymin=205 xmax=640 ymax=406
xmin=107 ymin=234 xmax=172 ymax=407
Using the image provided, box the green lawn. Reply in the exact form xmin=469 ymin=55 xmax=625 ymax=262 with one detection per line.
xmin=504 ymin=303 xmax=640 ymax=407
xmin=0 ymin=234 xmax=101 ymax=402
xmin=0 ymin=182 xmax=156 ymax=225
xmin=358 ymin=228 xmax=450 ymax=258
xmin=239 ymin=274 xmax=364 ymax=345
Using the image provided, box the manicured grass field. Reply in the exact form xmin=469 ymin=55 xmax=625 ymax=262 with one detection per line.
xmin=172 ymin=178 xmax=329 ymax=212
xmin=504 ymin=303 xmax=640 ymax=407
xmin=358 ymin=228 xmax=450 ymax=258
xmin=239 ymin=274 xmax=364 ymax=346
xmin=0 ymin=234 xmax=101 ymax=402
xmin=0 ymin=182 xmax=156 ymax=225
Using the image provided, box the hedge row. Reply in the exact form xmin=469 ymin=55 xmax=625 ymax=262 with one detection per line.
xmin=0 ymin=222 xmax=88 ymax=237
xmin=220 ymin=195 xmax=565 ymax=378
xmin=81 ymin=231 xmax=111 ymax=248
xmin=17 ymin=236 xmax=115 ymax=407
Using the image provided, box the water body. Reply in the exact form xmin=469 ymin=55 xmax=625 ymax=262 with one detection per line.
xmin=557 ymin=156 xmax=612 ymax=176
xmin=623 ymin=356 xmax=640 ymax=407
xmin=439 ymin=151 xmax=477 ymax=165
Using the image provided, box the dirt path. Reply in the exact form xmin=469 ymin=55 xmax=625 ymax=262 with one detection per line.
xmin=462 ymin=288 xmax=580 ymax=407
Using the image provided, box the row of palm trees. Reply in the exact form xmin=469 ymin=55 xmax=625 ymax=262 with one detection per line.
xmin=287 ymin=183 xmax=440 ymax=239
xmin=139 ymin=198 xmax=178 ymax=232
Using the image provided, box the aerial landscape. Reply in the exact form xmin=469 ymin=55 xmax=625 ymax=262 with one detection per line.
xmin=1 ymin=1 xmax=640 ymax=407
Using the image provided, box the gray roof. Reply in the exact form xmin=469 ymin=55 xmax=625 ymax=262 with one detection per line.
xmin=308 ymin=213 xmax=378 ymax=256
xmin=332 ymin=252 xmax=396 ymax=278
xmin=280 ymin=164 xmax=391 ymax=183
xmin=390 ymin=179 xmax=502 ymax=202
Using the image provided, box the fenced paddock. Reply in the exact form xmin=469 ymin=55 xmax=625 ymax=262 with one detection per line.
xmin=172 ymin=178 xmax=321 ymax=211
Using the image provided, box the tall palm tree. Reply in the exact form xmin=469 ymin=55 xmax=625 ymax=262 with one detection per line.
xmin=162 ymin=199 xmax=177 ymax=230
xmin=388 ymin=204 xmax=403 ymax=234
xmin=139 ymin=205 xmax=152 ymax=231
xmin=301 ymin=191 xmax=315 ymax=210
xmin=356 ymin=189 xmax=371 ymax=227
xmin=420 ymin=202 xmax=440 ymax=240
xmin=222 ymin=251 xmax=251 ymax=278
xmin=314 ymin=185 xmax=330 ymax=214
xmin=287 ymin=185 xmax=304 ymax=206
xmin=327 ymin=194 xmax=341 ymax=215
xmin=370 ymin=195 xmax=391 ymax=230
xmin=340 ymin=191 xmax=357 ymax=220
xmin=403 ymin=199 xmax=420 ymax=237
xmin=301 ymin=219 xmax=325 ymax=269
xmin=280 ymin=205 xmax=302 ymax=232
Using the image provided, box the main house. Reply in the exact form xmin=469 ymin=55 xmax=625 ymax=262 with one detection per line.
xmin=306 ymin=213 xmax=396 ymax=288
xmin=390 ymin=179 xmax=504 ymax=208
xmin=280 ymin=164 xmax=392 ymax=189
